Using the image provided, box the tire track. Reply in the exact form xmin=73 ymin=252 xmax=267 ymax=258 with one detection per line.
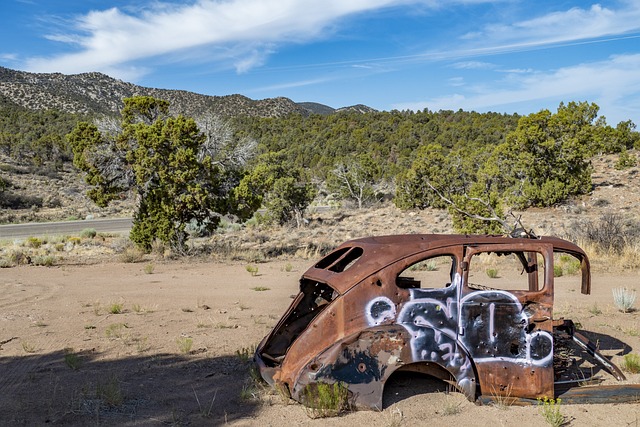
xmin=0 ymin=281 xmax=61 ymax=311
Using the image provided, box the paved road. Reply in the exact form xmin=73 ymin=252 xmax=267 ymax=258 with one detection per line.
xmin=0 ymin=206 xmax=333 ymax=240
xmin=0 ymin=217 xmax=133 ymax=240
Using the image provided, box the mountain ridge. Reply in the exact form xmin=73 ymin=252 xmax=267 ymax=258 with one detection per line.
xmin=0 ymin=66 xmax=376 ymax=118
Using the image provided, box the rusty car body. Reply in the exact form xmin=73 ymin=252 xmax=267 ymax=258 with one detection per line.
xmin=255 ymin=234 xmax=636 ymax=409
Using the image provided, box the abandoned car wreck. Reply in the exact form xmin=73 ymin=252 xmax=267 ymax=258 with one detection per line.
xmin=255 ymin=234 xmax=639 ymax=409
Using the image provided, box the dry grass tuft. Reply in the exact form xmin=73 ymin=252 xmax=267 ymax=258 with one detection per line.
xmin=119 ymin=245 xmax=146 ymax=263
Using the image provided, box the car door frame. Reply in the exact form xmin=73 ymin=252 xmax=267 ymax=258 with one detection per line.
xmin=458 ymin=242 xmax=555 ymax=399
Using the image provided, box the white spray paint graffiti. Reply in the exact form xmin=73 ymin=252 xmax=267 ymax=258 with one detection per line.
xmin=489 ymin=303 xmax=495 ymax=342
xmin=364 ymin=272 xmax=553 ymax=369
xmin=459 ymin=289 xmax=553 ymax=367
xmin=365 ymin=296 xmax=396 ymax=326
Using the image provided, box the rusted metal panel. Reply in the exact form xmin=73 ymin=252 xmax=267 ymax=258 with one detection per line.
xmin=557 ymin=384 xmax=640 ymax=404
xmin=475 ymin=360 xmax=554 ymax=399
xmin=255 ymin=234 xmax=627 ymax=411
xmin=572 ymin=331 xmax=626 ymax=381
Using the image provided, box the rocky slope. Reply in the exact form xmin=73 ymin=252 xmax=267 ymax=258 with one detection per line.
xmin=0 ymin=66 xmax=343 ymax=118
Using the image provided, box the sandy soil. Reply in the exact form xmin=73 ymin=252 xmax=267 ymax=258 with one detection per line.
xmin=1 ymin=256 xmax=639 ymax=426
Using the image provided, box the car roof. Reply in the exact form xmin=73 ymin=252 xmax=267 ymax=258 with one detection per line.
xmin=302 ymin=234 xmax=588 ymax=294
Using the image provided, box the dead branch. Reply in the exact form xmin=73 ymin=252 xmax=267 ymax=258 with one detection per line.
xmin=425 ymin=181 xmax=512 ymax=233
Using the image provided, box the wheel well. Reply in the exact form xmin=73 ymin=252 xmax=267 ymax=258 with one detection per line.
xmin=394 ymin=362 xmax=454 ymax=381
xmin=382 ymin=362 xmax=456 ymax=408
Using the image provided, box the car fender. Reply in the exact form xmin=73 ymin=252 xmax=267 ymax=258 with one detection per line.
xmin=290 ymin=325 xmax=478 ymax=410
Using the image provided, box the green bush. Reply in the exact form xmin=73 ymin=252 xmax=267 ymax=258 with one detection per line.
xmin=68 ymin=97 xmax=244 ymax=252
xmin=80 ymin=228 xmax=97 ymax=239
xmin=393 ymin=102 xmax=615 ymax=233
xmin=245 ymin=265 xmax=259 ymax=276
xmin=621 ymin=353 xmax=640 ymax=373
xmin=68 ymin=236 xmax=82 ymax=245
xmin=33 ymin=255 xmax=56 ymax=267
xmin=108 ymin=303 xmax=123 ymax=314
xmin=615 ymin=150 xmax=637 ymax=170
xmin=25 ymin=236 xmax=42 ymax=248
xmin=537 ymin=397 xmax=565 ymax=427
xmin=486 ymin=268 xmax=499 ymax=279
xmin=564 ymin=259 xmax=581 ymax=275
xmin=64 ymin=348 xmax=82 ymax=370
xmin=301 ymin=382 xmax=350 ymax=418
xmin=177 ymin=337 xmax=193 ymax=354
xmin=553 ymin=265 xmax=563 ymax=277
xmin=96 ymin=375 xmax=124 ymax=407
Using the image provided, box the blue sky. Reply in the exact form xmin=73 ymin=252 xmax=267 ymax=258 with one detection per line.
xmin=1 ymin=0 xmax=639 ymax=124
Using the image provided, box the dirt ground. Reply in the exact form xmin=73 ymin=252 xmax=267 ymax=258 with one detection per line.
xmin=1 ymin=256 xmax=639 ymax=426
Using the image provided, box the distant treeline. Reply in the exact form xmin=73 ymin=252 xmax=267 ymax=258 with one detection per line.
xmin=0 ymin=95 xmax=86 ymax=168
xmin=2 ymin=96 xmax=639 ymax=221
xmin=231 ymin=109 xmax=521 ymax=182
xmin=0 ymin=97 xmax=525 ymax=178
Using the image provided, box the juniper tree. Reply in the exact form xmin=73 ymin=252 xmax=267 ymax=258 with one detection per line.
xmin=394 ymin=102 xmax=611 ymax=234
xmin=233 ymin=151 xmax=316 ymax=227
xmin=68 ymin=96 xmax=250 ymax=251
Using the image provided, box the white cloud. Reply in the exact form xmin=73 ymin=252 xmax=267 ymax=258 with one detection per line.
xmin=0 ymin=53 xmax=18 ymax=62
xmin=460 ymin=2 xmax=640 ymax=53
xmin=16 ymin=0 xmax=640 ymax=121
xmin=22 ymin=0 xmax=425 ymax=77
xmin=393 ymin=53 xmax=640 ymax=124
xmin=497 ymin=68 xmax=534 ymax=74
xmin=251 ymin=76 xmax=336 ymax=92
xmin=22 ymin=0 xmax=507 ymax=79
xmin=232 ymin=45 xmax=275 ymax=74
xmin=448 ymin=77 xmax=465 ymax=86
xmin=451 ymin=61 xmax=494 ymax=69
xmin=271 ymin=2 xmax=640 ymax=75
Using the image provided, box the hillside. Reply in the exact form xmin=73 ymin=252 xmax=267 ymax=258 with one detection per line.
xmin=0 ymin=66 xmax=338 ymax=118
xmin=1 ymin=151 xmax=638 ymax=238
xmin=1 ymin=66 xmax=638 ymax=245
xmin=298 ymin=102 xmax=378 ymax=115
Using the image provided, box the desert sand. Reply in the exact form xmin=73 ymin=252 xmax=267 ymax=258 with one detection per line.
xmin=1 ymin=256 xmax=639 ymax=426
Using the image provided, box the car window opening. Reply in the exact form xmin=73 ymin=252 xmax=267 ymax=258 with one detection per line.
xmin=314 ymin=246 xmax=364 ymax=273
xmin=466 ymin=250 xmax=545 ymax=292
xmin=258 ymin=279 xmax=337 ymax=366
xmin=396 ymin=255 xmax=456 ymax=289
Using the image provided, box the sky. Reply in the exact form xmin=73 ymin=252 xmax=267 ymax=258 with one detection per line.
xmin=1 ymin=0 xmax=639 ymax=125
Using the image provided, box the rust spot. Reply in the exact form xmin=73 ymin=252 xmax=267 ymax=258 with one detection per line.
xmin=368 ymin=334 xmax=404 ymax=355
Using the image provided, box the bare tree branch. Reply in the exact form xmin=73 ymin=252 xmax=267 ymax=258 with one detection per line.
xmin=95 ymin=116 xmax=121 ymax=136
xmin=424 ymin=180 xmax=512 ymax=232
xmin=195 ymin=112 xmax=256 ymax=168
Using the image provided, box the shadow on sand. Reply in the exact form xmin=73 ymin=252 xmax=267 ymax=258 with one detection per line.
xmin=0 ymin=348 xmax=260 ymax=426
xmin=383 ymin=328 xmax=632 ymax=409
